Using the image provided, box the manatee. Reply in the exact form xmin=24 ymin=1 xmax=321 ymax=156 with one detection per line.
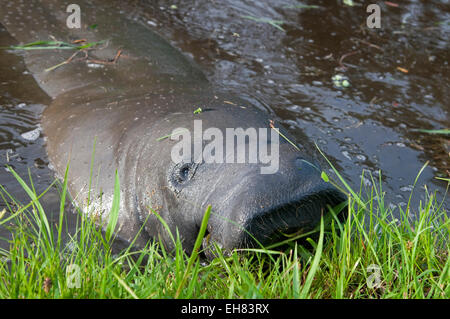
xmin=0 ymin=0 xmax=345 ymax=257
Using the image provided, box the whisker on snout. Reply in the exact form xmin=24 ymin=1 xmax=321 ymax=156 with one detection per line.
xmin=242 ymin=190 xmax=345 ymax=248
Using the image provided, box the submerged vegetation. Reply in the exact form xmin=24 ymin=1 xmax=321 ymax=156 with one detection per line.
xmin=0 ymin=162 xmax=448 ymax=299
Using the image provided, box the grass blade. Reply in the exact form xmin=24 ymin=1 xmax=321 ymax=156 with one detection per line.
xmin=105 ymin=170 xmax=120 ymax=242
xmin=299 ymin=216 xmax=324 ymax=298
xmin=175 ymin=205 xmax=212 ymax=298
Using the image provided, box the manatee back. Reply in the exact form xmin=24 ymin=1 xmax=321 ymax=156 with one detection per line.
xmin=0 ymin=0 xmax=207 ymax=98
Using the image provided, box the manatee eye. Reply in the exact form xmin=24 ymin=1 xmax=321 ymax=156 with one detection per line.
xmin=177 ymin=164 xmax=191 ymax=183
xmin=169 ymin=162 xmax=199 ymax=192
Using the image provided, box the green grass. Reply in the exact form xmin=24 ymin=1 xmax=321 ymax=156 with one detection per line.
xmin=0 ymin=164 xmax=448 ymax=299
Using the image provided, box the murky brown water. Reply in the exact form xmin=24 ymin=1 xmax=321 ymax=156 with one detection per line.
xmin=0 ymin=0 xmax=448 ymax=244
xmin=121 ymin=0 xmax=448 ymax=210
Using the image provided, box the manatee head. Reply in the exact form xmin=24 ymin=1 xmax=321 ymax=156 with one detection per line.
xmin=132 ymin=95 xmax=345 ymax=258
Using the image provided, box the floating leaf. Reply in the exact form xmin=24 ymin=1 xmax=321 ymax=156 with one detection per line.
xmin=241 ymin=15 xmax=285 ymax=32
xmin=321 ymin=171 xmax=330 ymax=182
xmin=416 ymin=129 xmax=450 ymax=135
xmin=343 ymin=0 xmax=355 ymax=6
xmin=3 ymin=39 xmax=105 ymax=51
xmin=284 ymin=4 xmax=320 ymax=9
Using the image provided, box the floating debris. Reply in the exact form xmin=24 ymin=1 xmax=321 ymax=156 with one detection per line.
xmin=332 ymin=74 xmax=351 ymax=88
xmin=385 ymin=1 xmax=399 ymax=8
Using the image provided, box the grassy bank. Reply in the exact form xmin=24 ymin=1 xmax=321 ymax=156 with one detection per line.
xmin=0 ymin=165 xmax=448 ymax=299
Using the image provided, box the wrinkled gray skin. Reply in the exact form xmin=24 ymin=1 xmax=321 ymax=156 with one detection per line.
xmin=0 ymin=0 xmax=344 ymax=257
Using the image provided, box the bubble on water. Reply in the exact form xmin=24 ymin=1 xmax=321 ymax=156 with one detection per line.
xmin=267 ymin=79 xmax=275 ymax=84
xmin=283 ymin=119 xmax=297 ymax=128
xmin=356 ymin=154 xmax=366 ymax=161
xmin=342 ymin=151 xmax=351 ymax=160
xmin=400 ymin=185 xmax=413 ymax=192
xmin=87 ymin=63 xmax=104 ymax=69
xmin=17 ymin=103 xmax=26 ymax=108
xmin=287 ymin=105 xmax=300 ymax=112
xmin=362 ymin=177 xmax=372 ymax=187
xmin=21 ymin=127 xmax=41 ymax=141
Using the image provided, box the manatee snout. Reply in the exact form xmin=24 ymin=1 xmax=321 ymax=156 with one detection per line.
xmin=168 ymin=143 xmax=346 ymax=260
xmin=202 ymin=182 xmax=344 ymax=260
